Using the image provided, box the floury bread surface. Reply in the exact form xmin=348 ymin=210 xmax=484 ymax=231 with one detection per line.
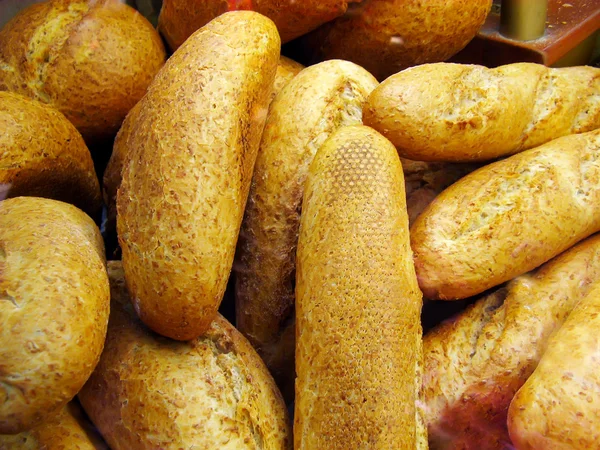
xmin=234 ymin=60 xmax=378 ymax=400
xmin=423 ymin=234 xmax=600 ymax=449
xmin=78 ymin=261 xmax=291 ymax=450
xmin=364 ymin=63 xmax=600 ymax=161
xmin=295 ymin=126 xmax=426 ymax=449
xmin=117 ymin=11 xmax=280 ymax=340
xmin=412 ymin=129 xmax=600 ymax=300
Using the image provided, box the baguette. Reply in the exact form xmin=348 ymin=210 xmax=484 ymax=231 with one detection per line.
xmin=295 ymin=125 xmax=426 ymax=449
xmin=0 ymin=91 xmax=101 ymax=217
xmin=234 ymin=60 xmax=377 ymax=399
xmin=103 ymin=56 xmax=302 ymax=234
xmin=423 ymin=233 xmax=600 ymax=450
xmin=78 ymin=261 xmax=291 ymax=450
xmin=411 ymin=129 xmax=600 ymax=300
xmin=158 ymin=0 xmax=360 ymax=50
xmin=364 ymin=63 xmax=600 ymax=162
xmin=298 ymin=0 xmax=491 ymax=81
xmin=117 ymin=11 xmax=280 ymax=340
xmin=508 ymin=280 xmax=600 ymax=449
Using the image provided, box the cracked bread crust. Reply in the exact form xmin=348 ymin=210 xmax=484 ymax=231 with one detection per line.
xmin=78 ymin=261 xmax=291 ymax=450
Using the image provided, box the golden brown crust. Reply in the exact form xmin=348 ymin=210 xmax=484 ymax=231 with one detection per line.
xmin=299 ymin=0 xmax=492 ymax=81
xmin=295 ymin=125 xmax=424 ymax=448
xmin=0 ymin=91 xmax=101 ymax=217
xmin=507 ymin=280 xmax=600 ymax=449
xmin=0 ymin=402 xmax=108 ymax=450
xmin=233 ymin=60 xmax=378 ymax=396
xmin=78 ymin=261 xmax=291 ymax=450
xmin=411 ymin=129 xmax=600 ymax=300
xmin=103 ymin=56 xmax=301 ymax=235
xmin=0 ymin=197 xmax=109 ymax=434
xmin=158 ymin=0 xmax=359 ymax=50
xmin=117 ymin=11 xmax=280 ymax=341
xmin=364 ymin=63 xmax=600 ymax=161
xmin=423 ymin=233 xmax=600 ymax=450
xmin=0 ymin=0 xmax=166 ymax=144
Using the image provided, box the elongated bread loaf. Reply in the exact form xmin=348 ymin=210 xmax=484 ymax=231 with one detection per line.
xmin=423 ymin=233 xmax=600 ymax=450
xmin=508 ymin=280 xmax=600 ymax=449
xmin=364 ymin=63 xmax=600 ymax=162
xmin=78 ymin=261 xmax=291 ymax=450
xmin=234 ymin=60 xmax=378 ymax=398
xmin=117 ymin=11 xmax=280 ymax=340
xmin=295 ymin=125 xmax=426 ymax=449
xmin=412 ymin=129 xmax=600 ymax=300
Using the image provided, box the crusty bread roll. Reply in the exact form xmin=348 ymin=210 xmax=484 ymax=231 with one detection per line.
xmin=158 ymin=0 xmax=359 ymax=50
xmin=295 ymin=125 xmax=426 ymax=449
xmin=401 ymin=158 xmax=480 ymax=225
xmin=423 ymin=233 xmax=600 ymax=450
xmin=117 ymin=11 xmax=280 ymax=341
xmin=297 ymin=0 xmax=492 ymax=81
xmin=0 ymin=91 xmax=101 ymax=217
xmin=412 ymin=129 xmax=600 ymax=300
xmin=0 ymin=197 xmax=109 ymax=434
xmin=508 ymin=280 xmax=600 ymax=449
xmin=364 ymin=62 xmax=600 ymax=161
xmin=0 ymin=0 xmax=166 ymax=144
xmin=78 ymin=261 xmax=291 ymax=450
xmin=234 ymin=60 xmax=378 ymax=400
xmin=103 ymin=56 xmax=302 ymax=235
xmin=0 ymin=402 xmax=108 ymax=450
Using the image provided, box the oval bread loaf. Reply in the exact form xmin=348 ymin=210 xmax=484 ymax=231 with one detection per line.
xmin=0 ymin=402 xmax=108 ymax=450
xmin=103 ymin=56 xmax=302 ymax=233
xmin=78 ymin=261 xmax=291 ymax=450
xmin=298 ymin=0 xmax=492 ymax=81
xmin=234 ymin=60 xmax=378 ymax=399
xmin=0 ymin=0 xmax=166 ymax=144
xmin=0 ymin=91 xmax=101 ymax=217
xmin=117 ymin=11 xmax=280 ymax=341
xmin=411 ymin=129 xmax=600 ymax=300
xmin=364 ymin=62 xmax=600 ymax=162
xmin=424 ymin=233 xmax=600 ymax=450
xmin=0 ymin=197 xmax=109 ymax=434
xmin=158 ymin=0 xmax=360 ymax=49
xmin=295 ymin=125 xmax=426 ymax=449
xmin=508 ymin=280 xmax=600 ymax=449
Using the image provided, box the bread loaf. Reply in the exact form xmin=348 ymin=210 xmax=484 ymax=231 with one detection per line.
xmin=295 ymin=125 xmax=426 ymax=449
xmin=234 ymin=60 xmax=377 ymax=399
xmin=0 ymin=0 xmax=166 ymax=144
xmin=117 ymin=11 xmax=280 ymax=341
xmin=411 ymin=129 xmax=600 ymax=300
xmin=423 ymin=233 xmax=600 ymax=449
xmin=0 ymin=402 xmax=108 ymax=449
xmin=364 ymin=63 xmax=600 ymax=161
xmin=78 ymin=261 xmax=291 ymax=450
xmin=158 ymin=0 xmax=360 ymax=49
xmin=298 ymin=0 xmax=492 ymax=81
xmin=0 ymin=197 xmax=109 ymax=434
xmin=0 ymin=91 xmax=101 ymax=217
xmin=508 ymin=280 xmax=600 ymax=449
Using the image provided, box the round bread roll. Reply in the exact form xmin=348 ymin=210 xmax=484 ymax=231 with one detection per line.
xmin=298 ymin=0 xmax=492 ymax=80
xmin=0 ymin=91 xmax=101 ymax=217
xmin=0 ymin=0 xmax=166 ymax=144
xmin=0 ymin=197 xmax=109 ymax=434
xmin=78 ymin=261 xmax=291 ymax=450
xmin=0 ymin=402 xmax=108 ymax=450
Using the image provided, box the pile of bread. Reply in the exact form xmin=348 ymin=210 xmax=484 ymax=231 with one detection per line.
xmin=1 ymin=1 xmax=599 ymax=449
